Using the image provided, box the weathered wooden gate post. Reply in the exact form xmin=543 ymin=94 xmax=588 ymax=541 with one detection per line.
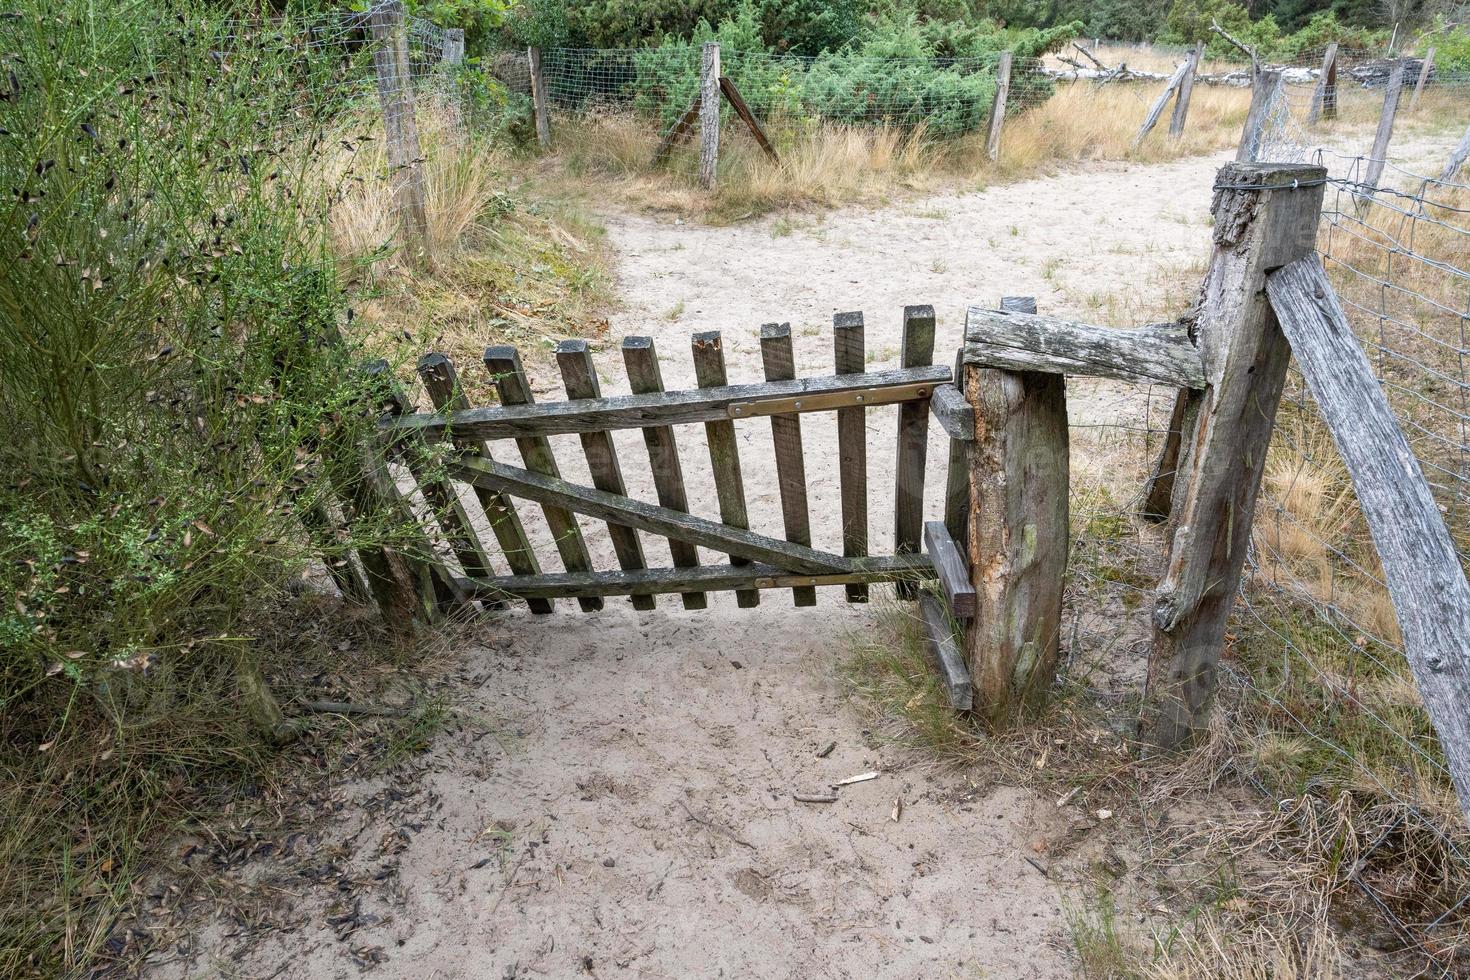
xmin=698 ymin=42 xmax=721 ymax=189
xmin=1141 ymin=161 xmax=1326 ymax=749
xmin=369 ymin=0 xmax=428 ymax=245
xmin=962 ymin=296 xmax=1069 ymax=728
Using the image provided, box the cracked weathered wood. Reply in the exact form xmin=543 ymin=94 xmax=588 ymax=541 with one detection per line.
xmin=383 ymin=365 xmax=951 ymax=443
xmin=919 ymin=592 xmax=974 ymax=711
xmin=924 ymin=520 xmax=976 ymax=619
xmin=484 ymin=345 xmax=601 ymax=612
xmin=1236 ymin=69 xmax=1282 ymax=162
xmin=698 ymin=42 xmax=720 ymax=188
xmin=964 ymin=310 xmax=1204 ymax=389
xmin=1360 ymin=62 xmax=1405 ymax=203
xmin=1142 ymin=162 xmax=1326 ymax=749
xmin=1308 ymin=43 xmax=1337 ymax=123
xmin=1170 ymin=42 xmax=1202 ymax=137
xmin=624 ymin=337 xmax=706 ymax=610
xmin=556 ymin=340 xmax=655 ymax=611
xmin=418 ymin=353 xmax=551 ymax=614
xmin=1267 ymin=253 xmax=1470 ymax=823
xmin=457 ymin=554 xmax=933 ymax=601
xmin=447 ymin=455 xmax=850 ymax=575
xmin=895 ymin=306 xmax=936 ymax=599
xmin=762 ymin=323 xmax=816 ymax=606
xmin=986 ymin=51 xmax=1011 ymax=162
xmin=692 ymin=331 xmax=759 ymax=608
xmin=1134 ymin=59 xmax=1188 ymax=146
xmin=527 ymin=47 xmax=551 ymax=150
xmin=834 ymin=312 xmax=869 ymax=603
xmin=964 ymin=296 xmax=1069 ymax=728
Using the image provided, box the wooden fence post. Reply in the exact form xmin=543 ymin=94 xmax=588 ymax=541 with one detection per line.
xmin=964 ymin=296 xmax=1069 ymax=729
xmin=443 ymin=28 xmax=464 ymax=65
xmin=1442 ymin=122 xmax=1470 ymax=182
xmin=1308 ymin=42 xmax=1337 ymax=124
xmin=986 ymin=51 xmax=1012 ymax=162
xmin=528 ymin=47 xmax=551 ymax=150
xmin=1169 ymin=42 xmax=1203 ymax=137
xmin=1135 ymin=59 xmax=1189 ymax=146
xmin=1410 ymin=49 xmax=1435 ymax=111
xmin=369 ymin=0 xmax=427 ymax=246
xmin=1236 ymin=68 xmax=1282 ymax=163
xmin=894 ymin=307 xmax=936 ymax=599
xmin=1141 ymin=161 xmax=1326 ymax=749
xmin=1360 ymin=61 xmax=1406 ymax=201
xmin=698 ymin=42 xmax=720 ymax=189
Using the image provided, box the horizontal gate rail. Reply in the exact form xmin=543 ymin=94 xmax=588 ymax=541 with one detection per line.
xmin=447 ymin=455 xmax=855 ymax=575
xmin=455 ymin=555 xmax=935 ymax=601
xmin=380 ymin=364 xmax=951 ymax=443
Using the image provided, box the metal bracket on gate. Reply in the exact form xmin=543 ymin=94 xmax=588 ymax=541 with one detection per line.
xmin=727 ymin=381 xmax=934 ymax=418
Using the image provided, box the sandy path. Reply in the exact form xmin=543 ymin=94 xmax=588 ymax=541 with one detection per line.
xmin=150 ymin=142 xmax=1435 ymax=978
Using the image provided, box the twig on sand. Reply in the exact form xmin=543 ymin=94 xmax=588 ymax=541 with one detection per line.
xmin=678 ymin=800 xmax=756 ymax=850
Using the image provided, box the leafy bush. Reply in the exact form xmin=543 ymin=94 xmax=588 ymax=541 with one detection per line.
xmin=0 ymin=2 xmax=419 ymax=972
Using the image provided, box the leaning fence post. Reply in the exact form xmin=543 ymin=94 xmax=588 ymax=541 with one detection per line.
xmin=698 ymin=42 xmax=721 ymax=189
xmin=1308 ymin=42 xmax=1337 ymax=124
xmin=1410 ymin=48 xmax=1435 ymax=111
xmin=369 ymin=0 xmax=428 ymax=246
xmin=1135 ymin=59 xmax=1189 ymax=146
xmin=1235 ymin=68 xmax=1282 ymax=163
xmin=528 ymin=47 xmax=551 ymax=150
xmin=1169 ymin=42 xmax=1203 ymax=137
xmin=443 ymin=28 xmax=464 ymax=65
xmin=986 ymin=51 xmax=1012 ymax=162
xmin=1359 ymin=60 xmax=1406 ymax=202
xmin=1141 ymin=162 xmax=1326 ymax=749
xmin=962 ymin=296 xmax=1069 ymax=729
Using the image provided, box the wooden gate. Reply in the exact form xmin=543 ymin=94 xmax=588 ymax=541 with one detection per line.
xmin=374 ymin=306 xmax=978 ymax=659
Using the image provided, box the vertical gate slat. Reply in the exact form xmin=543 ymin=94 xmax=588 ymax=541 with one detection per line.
xmin=942 ymin=350 xmax=971 ymax=542
xmin=622 ymin=337 xmax=707 ymax=610
xmin=833 ymin=312 xmax=869 ymax=603
xmin=760 ymin=323 xmax=817 ymax=607
xmin=691 ymin=331 xmax=760 ymax=608
xmin=894 ymin=306 xmax=936 ymax=599
xmin=555 ymin=340 xmax=657 ymax=612
xmin=483 ymin=345 xmax=603 ymax=613
xmin=417 ymin=353 xmax=552 ymax=614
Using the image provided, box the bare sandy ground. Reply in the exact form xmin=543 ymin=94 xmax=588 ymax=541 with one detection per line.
xmin=146 ymin=129 xmax=1456 ymax=978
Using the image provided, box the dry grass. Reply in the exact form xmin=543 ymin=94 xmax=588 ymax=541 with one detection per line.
xmin=321 ymin=106 xmax=615 ymax=402
xmin=543 ymin=79 xmax=1253 ymax=222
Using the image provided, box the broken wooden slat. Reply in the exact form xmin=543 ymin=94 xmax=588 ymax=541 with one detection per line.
xmin=923 ymin=520 xmax=976 ymax=619
xmin=384 ymin=365 xmax=951 ymax=443
xmin=651 ymin=95 xmax=701 ymax=167
xmin=964 ymin=310 xmax=1204 ymax=389
xmin=691 ymin=331 xmax=759 ymax=609
xmin=965 ymin=296 xmax=1069 ymax=728
xmin=448 ymin=455 xmax=850 ymax=575
xmin=483 ymin=345 xmax=602 ymax=613
xmin=456 ymin=554 xmax=935 ymax=601
xmin=719 ymin=76 xmax=779 ymax=163
xmin=761 ymin=323 xmax=817 ymax=606
xmin=623 ymin=337 xmax=706 ymax=610
xmin=895 ymin=306 xmax=936 ymax=599
xmin=297 ymin=496 xmax=373 ymax=604
xmin=929 ymin=381 xmax=974 ymax=441
xmin=1267 ymin=253 xmax=1470 ymax=823
xmin=1143 ymin=162 xmax=1326 ymax=749
xmin=919 ymin=592 xmax=974 ymax=711
xmin=417 ymin=353 xmax=552 ymax=614
xmin=555 ymin=340 xmax=656 ymax=612
xmin=834 ymin=311 xmax=869 ymax=603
